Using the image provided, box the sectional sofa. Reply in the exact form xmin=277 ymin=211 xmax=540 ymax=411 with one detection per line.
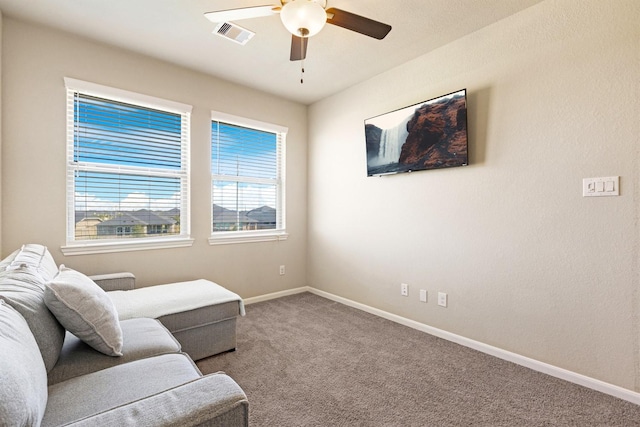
xmin=0 ymin=244 xmax=248 ymax=426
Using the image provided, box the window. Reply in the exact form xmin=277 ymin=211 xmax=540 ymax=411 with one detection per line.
xmin=63 ymin=78 xmax=192 ymax=255
xmin=210 ymin=111 xmax=287 ymax=245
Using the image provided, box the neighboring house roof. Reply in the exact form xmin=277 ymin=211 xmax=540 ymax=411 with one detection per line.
xmin=246 ymin=206 xmax=276 ymax=223
xmin=76 ymin=211 xmax=107 ymax=223
xmin=213 ymin=205 xmax=257 ymax=224
xmin=132 ymin=209 xmax=177 ymax=225
xmin=78 ymin=206 xmax=273 ymax=228
xmin=97 ymin=210 xmax=176 ymax=228
xmin=76 ymin=216 xmax=102 ymax=223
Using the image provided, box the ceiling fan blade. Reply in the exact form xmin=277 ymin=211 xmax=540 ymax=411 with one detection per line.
xmin=204 ymin=5 xmax=278 ymax=23
xmin=290 ymin=35 xmax=308 ymax=61
xmin=326 ymin=8 xmax=392 ymax=40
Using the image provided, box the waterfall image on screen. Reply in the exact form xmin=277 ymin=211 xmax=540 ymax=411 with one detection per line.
xmin=364 ymin=89 xmax=468 ymax=176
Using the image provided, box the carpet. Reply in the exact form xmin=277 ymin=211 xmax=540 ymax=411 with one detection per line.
xmin=197 ymin=292 xmax=640 ymax=426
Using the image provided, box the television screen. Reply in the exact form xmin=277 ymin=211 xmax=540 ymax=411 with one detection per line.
xmin=364 ymin=89 xmax=468 ymax=176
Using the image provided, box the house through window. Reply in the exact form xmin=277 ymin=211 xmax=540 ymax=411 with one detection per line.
xmin=210 ymin=111 xmax=287 ymax=243
xmin=64 ymin=78 xmax=191 ymax=250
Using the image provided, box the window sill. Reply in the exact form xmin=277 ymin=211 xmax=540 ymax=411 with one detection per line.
xmin=61 ymin=237 xmax=195 ymax=256
xmin=208 ymin=230 xmax=288 ymax=246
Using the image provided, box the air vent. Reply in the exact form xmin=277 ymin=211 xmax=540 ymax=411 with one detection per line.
xmin=214 ymin=22 xmax=255 ymax=45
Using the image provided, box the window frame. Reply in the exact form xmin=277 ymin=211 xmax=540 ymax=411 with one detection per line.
xmin=209 ymin=111 xmax=288 ymax=246
xmin=61 ymin=78 xmax=193 ymax=255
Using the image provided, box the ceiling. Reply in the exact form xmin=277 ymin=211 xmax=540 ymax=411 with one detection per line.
xmin=0 ymin=0 xmax=544 ymax=105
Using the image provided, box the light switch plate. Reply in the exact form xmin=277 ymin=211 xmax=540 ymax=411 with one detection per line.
xmin=419 ymin=289 xmax=427 ymax=303
xmin=583 ymin=176 xmax=619 ymax=197
xmin=437 ymin=292 xmax=448 ymax=307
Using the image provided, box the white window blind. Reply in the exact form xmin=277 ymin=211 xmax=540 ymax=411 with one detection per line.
xmin=65 ymin=78 xmax=191 ymax=249
xmin=211 ymin=112 xmax=286 ymax=241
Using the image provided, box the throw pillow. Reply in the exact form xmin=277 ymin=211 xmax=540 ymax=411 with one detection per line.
xmin=44 ymin=265 xmax=123 ymax=356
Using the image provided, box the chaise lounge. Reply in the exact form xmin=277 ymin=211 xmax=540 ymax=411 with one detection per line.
xmin=101 ymin=275 xmax=245 ymax=361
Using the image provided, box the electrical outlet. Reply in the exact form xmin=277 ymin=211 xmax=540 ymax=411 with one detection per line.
xmin=437 ymin=292 xmax=448 ymax=307
xmin=401 ymin=283 xmax=408 ymax=297
xmin=279 ymin=265 xmax=285 ymax=275
xmin=419 ymin=289 xmax=427 ymax=303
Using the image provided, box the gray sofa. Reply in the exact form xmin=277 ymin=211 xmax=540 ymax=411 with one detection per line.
xmin=0 ymin=244 xmax=248 ymax=427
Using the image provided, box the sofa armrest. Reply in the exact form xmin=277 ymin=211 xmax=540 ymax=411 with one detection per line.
xmin=62 ymin=373 xmax=248 ymax=427
xmin=90 ymin=272 xmax=136 ymax=292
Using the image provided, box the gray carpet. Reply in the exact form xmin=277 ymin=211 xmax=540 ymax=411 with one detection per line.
xmin=197 ymin=292 xmax=640 ymax=426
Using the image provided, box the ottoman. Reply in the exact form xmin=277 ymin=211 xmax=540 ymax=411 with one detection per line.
xmin=105 ymin=279 xmax=245 ymax=361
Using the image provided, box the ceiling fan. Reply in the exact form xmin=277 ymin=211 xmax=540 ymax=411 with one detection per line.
xmin=204 ymin=0 xmax=392 ymax=62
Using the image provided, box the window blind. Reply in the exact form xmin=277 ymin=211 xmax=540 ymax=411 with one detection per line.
xmin=211 ymin=117 xmax=285 ymax=234
xmin=73 ymin=94 xmax=183 ymax=169
xmin=66 ymin=83 xmax=190 ymax=243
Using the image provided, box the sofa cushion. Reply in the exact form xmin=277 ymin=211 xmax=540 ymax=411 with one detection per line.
xmin=0 ymin=264 xmax=65 ymax=372
xmin=45 ymin=265 xmax=123 ymax=356
xmin=48 ymin=317 xmax=182 ymax=385
xmin=10 ymin=244 xmax=59 ymax=281
xmin=54 ymin=373 xmax=249 ymax=427
xmin=0 ymin=244 xmax=66 ymax=372
xmin=0 ymin=300 xmax=48 ymax=426
xmin=42 ymin=353 xmax=201 ymax=427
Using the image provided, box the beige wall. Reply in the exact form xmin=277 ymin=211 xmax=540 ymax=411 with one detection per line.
xmin=1 ymin=18 xmax=308 ymax=297
xmin=308 ymin=0 xmax=640 ymax=391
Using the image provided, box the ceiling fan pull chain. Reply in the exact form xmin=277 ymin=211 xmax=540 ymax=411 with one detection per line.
xmin=300 ymin=40 xmax=305 ymax=84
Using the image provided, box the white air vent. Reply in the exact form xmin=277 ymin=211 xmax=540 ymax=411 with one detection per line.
xmin=214 ymin=22 xmax=255 ymax=45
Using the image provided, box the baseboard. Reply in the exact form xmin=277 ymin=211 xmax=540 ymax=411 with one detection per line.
xmin=243 ymin=286 xmax=311 ymax=305
xmin=303 ymin=287 xmax=640 ymax=406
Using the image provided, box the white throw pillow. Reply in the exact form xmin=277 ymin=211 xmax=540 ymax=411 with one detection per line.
xmin=44 ymin=265 xmax=123 ymax=356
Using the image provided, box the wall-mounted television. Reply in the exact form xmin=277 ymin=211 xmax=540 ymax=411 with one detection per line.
xmin=364 ymin=89 xmax=468 ymax=176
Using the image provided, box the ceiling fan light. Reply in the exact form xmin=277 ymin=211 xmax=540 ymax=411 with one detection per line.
xmin=280 ymin=0 xmax=327 ymax=37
